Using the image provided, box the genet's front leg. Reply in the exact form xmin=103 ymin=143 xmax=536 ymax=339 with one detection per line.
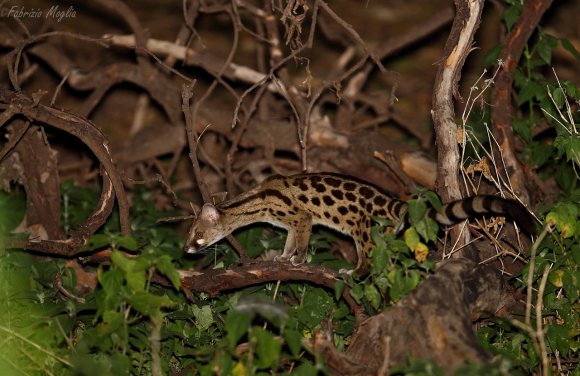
xmin=289 ymin=212 xmax=313 ymax=265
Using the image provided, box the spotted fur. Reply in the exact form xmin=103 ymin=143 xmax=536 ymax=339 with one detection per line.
xmin=185 ymin=173 xmax=534 ymax=273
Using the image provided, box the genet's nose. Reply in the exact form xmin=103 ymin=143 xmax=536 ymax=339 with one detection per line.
xmin=184 ymin=245 xmax=197 ymax=254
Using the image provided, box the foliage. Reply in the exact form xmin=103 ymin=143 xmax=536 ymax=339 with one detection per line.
xmin=0 ymin=6 xmax=578 ymax=376
xmin=0 ymin=185 xmax=350 ymax=374
xmin=346 ymin=193 xmax=437 ymax=313
xmin=472 ymin=15 xmax=580 ymax=376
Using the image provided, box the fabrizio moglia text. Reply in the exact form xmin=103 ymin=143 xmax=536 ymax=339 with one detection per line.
xmin=3 ymin=5 xmax=76 ymax=23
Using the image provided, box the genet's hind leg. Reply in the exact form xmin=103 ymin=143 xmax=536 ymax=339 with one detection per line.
xmin=274 ymin=230 xmax=297 ymax=262
xmin=340 ymin=233 xmax=371 ymax=276
xmin=289 ymin=212 xmax=313 ymax=265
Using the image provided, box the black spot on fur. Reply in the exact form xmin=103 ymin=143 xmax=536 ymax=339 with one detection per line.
xmin=373 ymin=195 xmax=387 ymax=206
xmin=324 ymin=177 xmax=342 ymax=187
xmin=298 ymin=194 xmax=308 ymax=204
xmin=331 ymin=189 xmax=344 ymax=200
xmin=345 ymin=192 xmax=356 ymax=202
xmin=366 ymin=202 xmax=373 ymax=212
xmin=310 ymin=175 xmax=322 ymax=184
xmin=346 ymin=219 xmax=355 ymax=226
xmin=323 ymin=195 xmax=335 ymax=206
xmin=313 ymin=183 xmax=326 ymax=193
xmin=311 ymin=197 xmax=321 ymax=206
xmin=359 ymin=186 xmax=374 ymax=199
xmin=343 ymin=182 xmax=356 ymax=191
xmin=332 ymin=217 xmax=340 ymax=224
xmin=264 ymin=189 xmax=292 ymax=206
xmin=338 ymin=206 xmax=348 ymax=215
xmin=359 ymin=198 xmax=366 ymax=207
xmin=276 ymin=210 xmax=286 ymax=217
xmin=374 ymin=209 xmax=386 ymax=217
xmin=362 ymin=232 xmax=369 ymax=242
xmin=349 ymin=204 xmax=359 ymax=213
xmin=324 ymin=211 xmax=331 ymax=218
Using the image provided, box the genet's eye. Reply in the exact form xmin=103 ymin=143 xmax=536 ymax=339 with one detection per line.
xmin=195 ymin=231 xmax=204 ymax=239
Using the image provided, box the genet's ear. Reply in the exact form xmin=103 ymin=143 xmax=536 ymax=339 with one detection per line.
xmin=200 ymin=203 xmax=220 ymax=225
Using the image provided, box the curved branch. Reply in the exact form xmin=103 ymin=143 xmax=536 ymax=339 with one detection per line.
xmin=0 ymin=88 xmax=130 ymax=252
xmin=491 ymin=0 xmax=554 ymax=206
xmin=177 ymin=260 xmax=363 ymax=317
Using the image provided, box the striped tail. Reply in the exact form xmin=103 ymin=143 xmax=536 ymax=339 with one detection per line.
xmin=431 ymin=196 xmax=535 ymax=234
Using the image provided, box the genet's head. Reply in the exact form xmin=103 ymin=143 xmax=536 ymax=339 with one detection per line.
xmin=184 ymin=203 xmax=227 ymax=254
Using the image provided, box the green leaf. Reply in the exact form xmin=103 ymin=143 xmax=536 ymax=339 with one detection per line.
xmin=296 ymin=288 xmax=334 ymax=328
xmin=554 ymin=135 xmax=580 ymax=162
xmin=404 ymin=228 xmax=420 ymax=251
xmin=512 ymin=118 xmax=534 ymax=143
xmin=156 ymin=255 xmax=181 ymax=290
xmin=406 ymin=270 xmax=422 ymax=292
xmin=562 ymin=269 xmax=579 ymax=302
xmin=563 ymin=80 xmax=580 ymax=98
xmin=100 ymin=310 xmax=124 ymax=335
xmin=98 ymin=268 xmax=124 ymax=295
xmin=125 ymin=268 xmax=146 ymax=293
xmin=502 ymin=3 xmax=521 ymax=30
xmin=364 ymin=283 xmax=382 ymax=310
xmin=284 ymin=329 xmax=303 ymax=358
xmin=388 ymin=270 xmax=405 ymax=301
xmin=536 ymin=34 xmax=556 ymax=65
xmin=555 ymin=164 xmax=577 ymax=193
xmin=561 ymin=38 xmax=580 ymax=59
xmin=407 ymin=200 xmax=427 ymax=225
xmin=253 ymin=327 xmax=281 ymax=369
xmin=113 ymin=235 xmax=138 ymax=251
xmin=349 ymin=283 xmax=364 ymax=304
xmin=370 ymin=245 xmax=389 ymax=275
xmin=547 ymin=325 xmax=572 ymax=355
xmin=292 ymin=362 xmax=318 ymax=376
xmin=481 ymin=44 xmax=503 ymax=67
xmin=225 ymin=310 xmax=251 ymax=350
xmin=514 ymin=69 xmax=527 ymax=87
xmin=111 ymin=250 xmax=133 ymax=273
xmin=83 ymin=234 xmax=111 ymax=251
xmin=192 ymin=305 xmax=214 ymax=331
xmin=551 ymin=87 xmax=566 ymax=109
xmin=425 ymin=218 xmax=439 ymax=242
xmin=414 ymin=218 xmax=439 ymax=242
xmin=127 ymin=291 xmax=174 ymax=316
xmin=517 ymin=80 xmax=543 ymax=106
xmin=525 ymin=141 xmax=553 ymax=168
xmin=424 ymin=191 xmax=443 ymax=213
xmin=374 ymin=275 xmax=389 ymax=295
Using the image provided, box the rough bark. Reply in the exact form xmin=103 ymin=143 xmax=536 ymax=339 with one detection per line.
xmin=431 ymin=0 xmax=485 ymax=255
xmin=314 ymin=259 xmax=506 ymax=375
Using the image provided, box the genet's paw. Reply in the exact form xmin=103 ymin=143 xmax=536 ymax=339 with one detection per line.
xmin=290 ymin=254 xmax=306 ymax=266
xmin=338 ymin=268 xmax=355 ymax=276
xmin=273 ymin=254 xmax=290 ymax=263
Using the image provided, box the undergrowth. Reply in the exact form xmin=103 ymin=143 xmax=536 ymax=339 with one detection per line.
xmin=0 ymin=5 xmax=579 ymax=375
